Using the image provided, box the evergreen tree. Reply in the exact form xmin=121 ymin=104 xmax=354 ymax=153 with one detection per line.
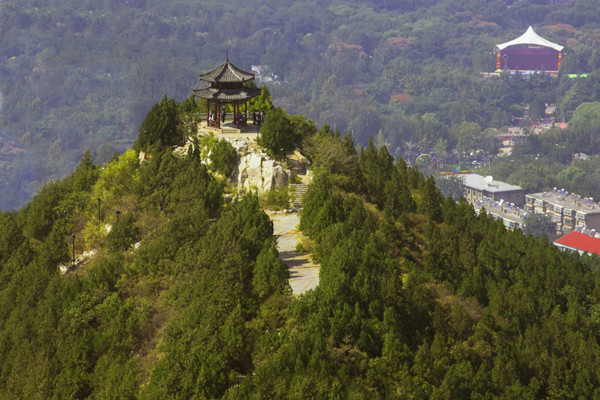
xmin=133 ymin=96 xmax=182 ymax=152
xmin=259 ymin=107 xmax=295 ymax=157
xmin=421 ymin=175 xmax=443 ymax=222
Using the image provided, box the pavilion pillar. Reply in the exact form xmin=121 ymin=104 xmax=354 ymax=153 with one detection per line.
xmin=217 ymin=102 xmax=221 ymax=129
xmin=236 ymin=103 xmax=240 ymax=129
xmin=214 ymin=101 xmax=218 ymax=128
xmin=245 ymin=102 xmax=247 ymax=120
xmin=206 ymin=100 xmax=210 ymax=126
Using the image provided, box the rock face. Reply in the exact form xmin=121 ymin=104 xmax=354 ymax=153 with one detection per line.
xmin=272 ymin=165 xmax=288 ymax=188
xmin=229 ymin=139 xmax=290 ymax=193
xmin=174 ymin=136 xmax=292 ymax=193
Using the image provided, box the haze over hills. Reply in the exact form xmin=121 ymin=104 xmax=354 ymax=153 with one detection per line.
xmin=3 ymin=0 xmax=600 ymax=208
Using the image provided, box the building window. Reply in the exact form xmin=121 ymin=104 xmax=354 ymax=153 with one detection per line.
xmin=564 ymin=217 xmax=573 ymax=226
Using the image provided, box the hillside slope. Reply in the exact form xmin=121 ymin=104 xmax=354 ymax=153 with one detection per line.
xmin=1 ymin=104 xmax=600 ymax=398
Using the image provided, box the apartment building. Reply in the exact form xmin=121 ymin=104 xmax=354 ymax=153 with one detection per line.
xmin=525 ymin=189 xmax=600 ymax=234
xmin=472 ymin=197 xmax=526 ymax=230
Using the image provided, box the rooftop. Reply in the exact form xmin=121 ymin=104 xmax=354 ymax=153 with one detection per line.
xmin=197 ymin=58 xmax=255 ymax=84
xmin=473 ymin=197 xmax=527 ymax=226
xmin=463 ymin=174 xmax=524 ymax=193
xmin=497 ymin=26 xmax=564 ymax=52
xmin=554 ymin=231 xmax=600 ymax=256
xmin=192 ymin=86 xmax=261 ymax=101
xmin=527 ymin=190 xmax=600 ymax=215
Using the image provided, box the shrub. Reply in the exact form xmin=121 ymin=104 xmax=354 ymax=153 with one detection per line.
xmin=259 ymin=187 xmax=290 ymax=210
xmin=106 ymin=212 xmax=139 ymax=252
xmin=210 ymin=139 xmax=238 ymax=178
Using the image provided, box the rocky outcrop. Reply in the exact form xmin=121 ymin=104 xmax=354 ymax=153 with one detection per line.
xmin=229 ymin=139 xmax=290 ymax=193
xmin=273 ymin=165 xmax=288 ymax=188
xmin=174 ymin=136 xmax=293 ymax=194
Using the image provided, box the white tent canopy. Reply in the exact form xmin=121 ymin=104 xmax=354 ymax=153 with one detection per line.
xmin=497 ymin=26 xmax=564 ymax=52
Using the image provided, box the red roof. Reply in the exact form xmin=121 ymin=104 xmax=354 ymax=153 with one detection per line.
xmin=554 ymin=231 xmax=600 ymax=255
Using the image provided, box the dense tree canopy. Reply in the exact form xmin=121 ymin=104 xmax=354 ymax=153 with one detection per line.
xmin=483 ymin=100 xmax=600 ymax=200
xmin=259 ymin=107 xmax=314 ymax=157
xmin=133 ymin=95 xmax=183 ymax=152
xmin=5 ymin=0 xmax=600 ymax=396
xmin=2 ymin=104 xmax=600 ymax=397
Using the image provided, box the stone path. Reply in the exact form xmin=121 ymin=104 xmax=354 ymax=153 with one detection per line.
xmin=198 ymin=120 xmax=260 ymax=140
xmin=270 ymin=213 xmax=319 ymax=295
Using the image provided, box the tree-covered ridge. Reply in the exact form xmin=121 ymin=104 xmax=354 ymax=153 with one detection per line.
xmin=2 ymin=99 xmax=600 ymax=398
xmin=230 ymin=132 xmax=600 ymax=398
xmin=4 ymin=0 xmax=600 ymax=208
xmin=0 ymin=111 xmax=288 ymax=397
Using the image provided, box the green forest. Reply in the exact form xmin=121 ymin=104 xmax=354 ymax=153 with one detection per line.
xmin=4 ymin=0 xmax=600 ymax=208
xmin=1 ymin=95 xmax=600 ymax=398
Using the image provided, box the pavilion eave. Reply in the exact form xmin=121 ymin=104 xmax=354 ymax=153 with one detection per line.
xmin=192 ymin=87 xmax=261 ymax=102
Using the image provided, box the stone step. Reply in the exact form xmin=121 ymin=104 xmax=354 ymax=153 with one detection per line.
xmin=290 ymin=183 xmax=308 ymax=208
xmin=221 ymin=127 xmax=240 ymax=135
xmin=290 ymin=165 xmax=307 ymax=175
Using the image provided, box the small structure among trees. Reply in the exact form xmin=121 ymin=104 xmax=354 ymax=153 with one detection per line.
xmin=496 ymin=26 xmax=564 ymax=73
xmin=193 ymin=57 xmax=261 ymax=129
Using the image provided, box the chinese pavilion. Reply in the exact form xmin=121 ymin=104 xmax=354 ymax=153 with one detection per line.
xmin=496 ymin=26 xmax=564 ymax=73
xmin=193 ymin=58 xmax=261 ymax=129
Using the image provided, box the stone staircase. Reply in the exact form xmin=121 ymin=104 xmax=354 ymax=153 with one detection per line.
xmin=290 ymin=183 xmax=308 ymax=208
xmin=286 ymin=151 xmax=309 ymax=175
xmin=221 ymin=126 xmax=241 ymax=135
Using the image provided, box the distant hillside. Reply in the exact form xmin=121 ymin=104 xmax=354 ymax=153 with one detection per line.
xmin=1 ymin=100 xmax=600 ymax=398
xmin=4 ymin=0 xmax=600 ymax=208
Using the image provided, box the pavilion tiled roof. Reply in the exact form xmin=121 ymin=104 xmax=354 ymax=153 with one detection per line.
xmin=192 ymin=86 xmax=261 ymax=101
xmin=197 ymin=58 xmax=255 ymax=84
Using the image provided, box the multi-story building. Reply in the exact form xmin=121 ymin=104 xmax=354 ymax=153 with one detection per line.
xmin=462 ymin=174 xmax=525 ymax=208
xmin=525 ymin=189 xmax=600 ymax=234
xmin=472 ymin=197 xmax=526 ymax=230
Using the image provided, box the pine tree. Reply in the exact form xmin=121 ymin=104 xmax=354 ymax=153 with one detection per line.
xmin=133 ymin=95 xmax=182 ymax=152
